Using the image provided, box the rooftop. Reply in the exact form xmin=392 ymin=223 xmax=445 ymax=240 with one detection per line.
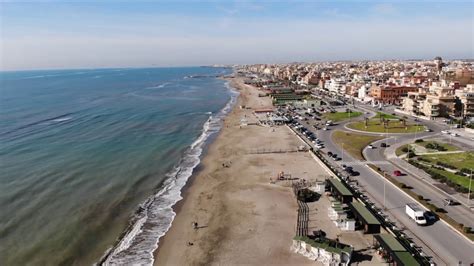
xmin=349 ymin=201 xmax=380 ymax=225
xmin=327 ymin=178 xmax=353 ymax=197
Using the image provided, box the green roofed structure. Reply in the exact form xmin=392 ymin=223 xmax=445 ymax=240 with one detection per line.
xmin=326 ymin=178 xmax=353 ymax=203
xmin=349 ymin=201 xmax=381 ymax=234
xmin=373 ymin=234 xmax=420 ymax=266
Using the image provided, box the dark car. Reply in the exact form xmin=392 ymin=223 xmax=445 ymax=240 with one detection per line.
xmin=380 ymin=142 xmax=387 ymax=147
xmin=350 ymin=171 xmax=360 ymax=176
xmin=424 ymin=211 xmax=438 ymax=222
xmin=328 ymin=151 xmax=333 ymax=157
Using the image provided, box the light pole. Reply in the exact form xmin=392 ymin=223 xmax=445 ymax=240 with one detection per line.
xmin=383 ymin=172 xmax=387 ymax=210
xmin=468 ymin=169 xmax=473 ymax=208
xmin=341 ymin=143 xmax=344 ymax=163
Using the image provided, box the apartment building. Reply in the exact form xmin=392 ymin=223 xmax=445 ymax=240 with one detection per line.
xmin=455 ymin=84 xmax=474 ymax=118
xmin=370 ymin=85 xmax=418 ymax=105
xmin=401 ymin=82 xmax=459 ymax=118
xmin=401 ymin=89 xmax=427 ymax=116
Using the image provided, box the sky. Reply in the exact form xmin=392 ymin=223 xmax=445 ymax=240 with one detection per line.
xmin=0 ymin=0 xmax=473 ymax=70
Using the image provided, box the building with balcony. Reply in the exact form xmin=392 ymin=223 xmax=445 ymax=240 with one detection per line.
xmin=401 ymin=90 xmax=427 ymax=116
xmin=455 ymin=84 xmax=474 ymax=118
xmin=426 ymin=82 xmax=457 ymax=117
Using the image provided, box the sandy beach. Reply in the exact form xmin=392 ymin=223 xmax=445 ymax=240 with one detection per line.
xmin=153 ymin=77 xmax=327 ymax=265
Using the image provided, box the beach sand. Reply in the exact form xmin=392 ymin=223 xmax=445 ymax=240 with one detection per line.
xmin=153 ymin=77 xmax=326 ymax=265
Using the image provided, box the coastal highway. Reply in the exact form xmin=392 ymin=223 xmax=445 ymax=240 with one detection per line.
xmin=295 ymin=115 xmax=474 ymax=265
xmin=364 ymin=137 xmax=474 ymax=228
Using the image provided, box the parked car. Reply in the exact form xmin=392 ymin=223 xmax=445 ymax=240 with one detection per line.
xmin=327 ymin=151 xmax=333 ymax=157
xmin=393 ymin=170 xmax=402 ymax=176
xmin=425 ymin=128 xmax=432 ymax=132
xmin=368 ymin=144 xmax=375 ymax=149
xmin=350 ymin=170 xmax=360 ymax=176
xmin=380 ymin=142 xmax=387 ymax=147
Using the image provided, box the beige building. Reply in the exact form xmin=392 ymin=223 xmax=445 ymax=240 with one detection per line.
xmin=455 ymin=84 xmax=474 ymax=118
xmin=401 ymin=82 xmax=458 ymax=118
xmin=401 ymin=89 xmax=427 ymax=116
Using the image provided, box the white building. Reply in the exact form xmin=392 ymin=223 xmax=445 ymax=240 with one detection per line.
xmin=328 ymin=78 xmax=346 ymax=95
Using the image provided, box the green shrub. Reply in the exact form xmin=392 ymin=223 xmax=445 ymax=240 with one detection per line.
xmin=401 ymin=147 xmax=409 ymax=153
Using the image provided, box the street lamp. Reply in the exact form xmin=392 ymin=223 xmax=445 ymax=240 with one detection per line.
xmin=383 ymin=172 xmax=387 ymax=210
xmin=341 ymin=143 xmax=344 ymax=163
xmin=468 ymin=169 xmax=473 ymax=208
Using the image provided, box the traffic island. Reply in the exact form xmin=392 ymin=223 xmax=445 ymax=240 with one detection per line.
xmin=332 ymin=131 xmax=384 ymax=160
xmin=347 ymin=118 xmax=424 ymax=133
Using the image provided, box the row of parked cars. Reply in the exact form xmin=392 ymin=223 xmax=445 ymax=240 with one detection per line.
xmin=290 ymin=121 xmax=325 ymax=149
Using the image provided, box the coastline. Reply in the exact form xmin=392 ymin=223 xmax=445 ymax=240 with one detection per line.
xmin=153 ymin=76 xmax=323 ymax=265
xmin=100 ymin=73 xmax=237 ymax=265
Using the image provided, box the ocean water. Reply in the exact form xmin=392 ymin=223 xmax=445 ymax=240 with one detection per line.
xmin=0 ymin=67 xmax=237 ymax=265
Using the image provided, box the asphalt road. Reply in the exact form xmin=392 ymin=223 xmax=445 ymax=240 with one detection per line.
xmin=292 ymin=107 xmax=474 ymax=265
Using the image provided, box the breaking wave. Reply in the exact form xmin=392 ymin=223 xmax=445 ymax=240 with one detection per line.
xmin=100 ymin=81 xmax=238 ymax=265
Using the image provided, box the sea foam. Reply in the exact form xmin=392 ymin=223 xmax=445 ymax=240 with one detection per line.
xmin=100 ymin=81 xmax=238 ymax=265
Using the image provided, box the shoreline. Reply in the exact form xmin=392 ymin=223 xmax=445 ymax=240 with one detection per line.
xmin=153 ymin=76 xmax=323 ymax=265
xmin=100 ymin=74 xmax=237 ymax=265
xmin=150 ymin=77 xmax=243 ymax=263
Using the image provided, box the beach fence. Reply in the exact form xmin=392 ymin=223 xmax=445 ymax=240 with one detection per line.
xmin=293 ymin=182 xmax=309 ymax=237
xmin=247 ymin=147 xmax=303 ymax=154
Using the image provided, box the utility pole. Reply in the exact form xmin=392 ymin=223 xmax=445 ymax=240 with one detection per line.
xmin=383 ymin=172 xmax=387 ymax=210
xmin=341 ymin=143 xmax=344 ymax=163
xmin=468 ymin=169 xmax=473 ymax=208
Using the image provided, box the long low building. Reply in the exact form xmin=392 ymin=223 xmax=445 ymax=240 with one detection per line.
xmin=373 ymin=234 xmax=420 ymax=266
xmin=349 ymin=201 xmax=381 ymax=234
xmin=326 ymin=178 xmax=353 ymax=204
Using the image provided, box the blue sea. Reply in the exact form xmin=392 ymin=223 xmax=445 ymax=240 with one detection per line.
xmin=0 ymin=67 xmax=237 ymax=265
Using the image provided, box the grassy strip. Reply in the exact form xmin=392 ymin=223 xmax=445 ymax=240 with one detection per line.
xmin=347 ymin=119 xmax=425 ymax=133
xmin=323 ymin=111 xmax=362 ymax=122
xmin=332 ymin=131 xmax=383 ymax=160
xmin=367 ymin=164 xmax=474 ymax=241
xmin=418 ymin=141 xmax=459 ymax=152
xmin=409 ymin=159 xmax=472 ymax=192
xmin=419 ymin=151 xmax=474 ymax=169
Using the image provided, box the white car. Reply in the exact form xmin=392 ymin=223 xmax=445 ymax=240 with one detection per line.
xmin=368 ymin=145 xmax=374 ymax=149
xmin=441 ymin=130 xmax=449 ymax=134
